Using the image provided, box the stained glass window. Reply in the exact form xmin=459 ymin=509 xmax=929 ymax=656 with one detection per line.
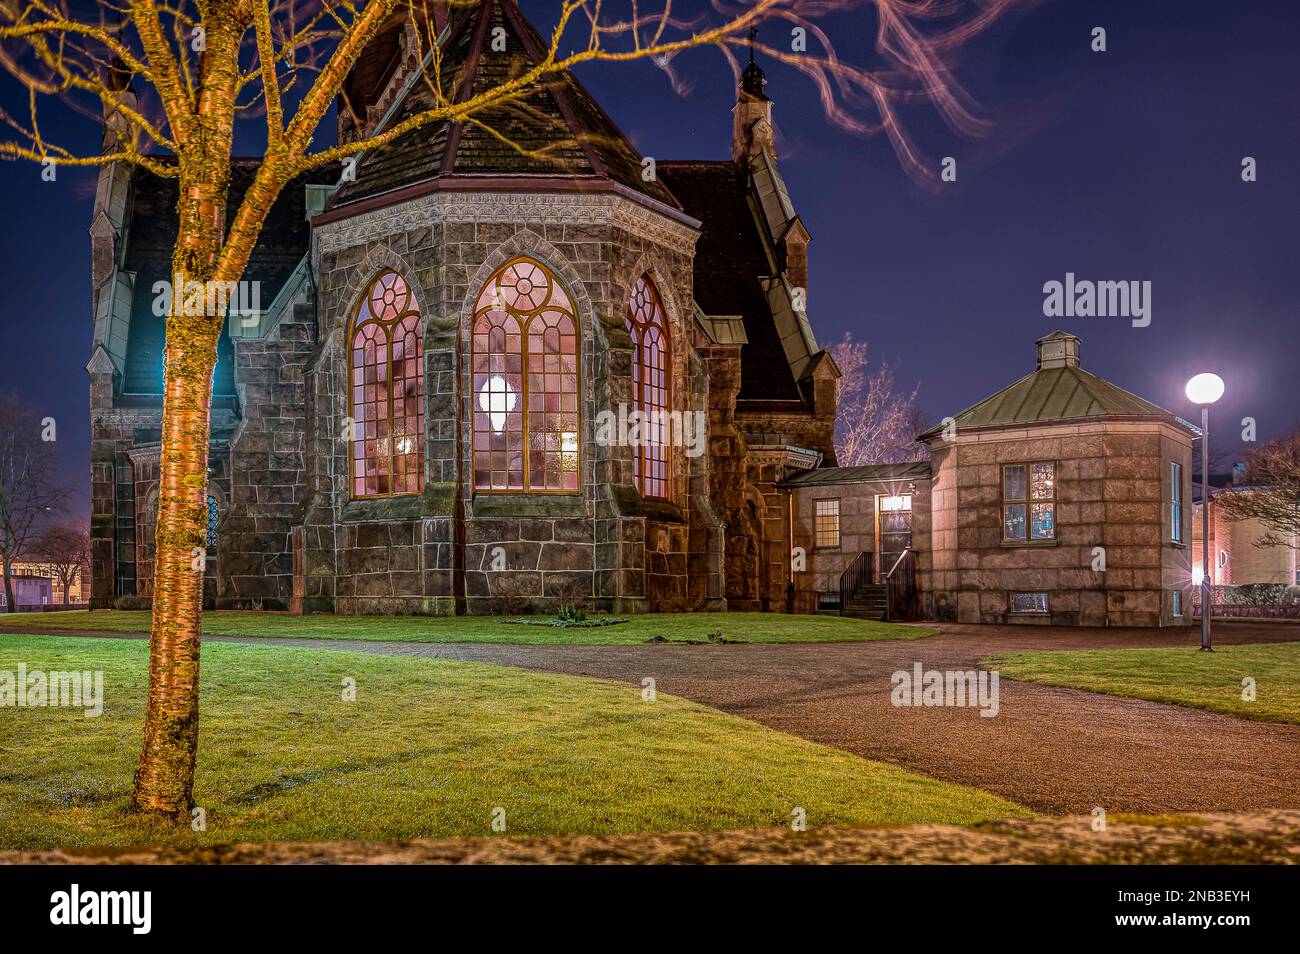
xmin=1003 ymin=462 xmax=1054 ymax=541
xmin=625 ymin=274 xmax=670 ymax=499
xmin=350 ymin=270 xmax=424 ymax=498
xmin=472 ymin=257 xmax=579 ymax=492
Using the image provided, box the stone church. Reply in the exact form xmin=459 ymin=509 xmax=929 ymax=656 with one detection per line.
xmin=87 ymin=0 xmax=839 ymax=615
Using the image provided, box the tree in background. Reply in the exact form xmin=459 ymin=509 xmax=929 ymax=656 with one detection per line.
xmin=0 ymin=393 xmax=69 ymax=612
xmin=31 ymin=524 xmax=91 ymax=605
xmin=830 ymin=334 xmax=926 ymax=465
xmin=1215 ymin=426 xmax=1300 ymax=552
xmin=1 ymin=0 xmax=1025 ymax=821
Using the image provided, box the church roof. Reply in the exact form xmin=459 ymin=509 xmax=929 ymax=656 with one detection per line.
xmin=330 ymin=0 xmax=679 ymax=212
xmin=658 ymin=160 xmax=802 ymax=402
xmin=118 ymin=161 xmax=336 ymax=397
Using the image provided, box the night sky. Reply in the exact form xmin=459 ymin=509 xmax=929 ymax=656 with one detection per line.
xmin=2 ymin=0 xmax=1297 ymax=524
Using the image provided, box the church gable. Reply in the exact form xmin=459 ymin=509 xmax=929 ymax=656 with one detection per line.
xmin=330 ymin=0 xmax=678 ymax=211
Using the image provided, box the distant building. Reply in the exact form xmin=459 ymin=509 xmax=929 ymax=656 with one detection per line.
xmin=1193 ymin=467 xmax=1299 ymax=587
xmin=0 ymin=573 xmax=54 ymax=609
xmin=787 ymin=332 xmax=1197 ymax=627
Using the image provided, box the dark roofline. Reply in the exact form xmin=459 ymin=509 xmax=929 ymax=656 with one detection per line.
xmin=315 ymin=172 xmax=701 ymax=229
xmin=919 ymin=412 xmax=1197 ymax=442
xmin=780 ymin=461 xmax=931 ymax=488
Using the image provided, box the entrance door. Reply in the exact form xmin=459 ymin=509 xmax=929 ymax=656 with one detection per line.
xmin=876 ymin=494 xmax=913 ymax=583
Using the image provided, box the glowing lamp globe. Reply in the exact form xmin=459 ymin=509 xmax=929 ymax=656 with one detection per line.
xmin=1185 ymin=372 xmax=1224 ymax=405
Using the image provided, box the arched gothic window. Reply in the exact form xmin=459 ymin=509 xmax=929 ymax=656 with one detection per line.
xmin=626 ymin=274 xmax=669 ymax=499
xmin=349 ymin=270 xmax=424 ymax=498
xmin=472 ymin=257 xmax=579 ymax=492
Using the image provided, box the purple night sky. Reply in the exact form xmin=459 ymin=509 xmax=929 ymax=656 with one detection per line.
xmin=2 ymin=0 xmax=1297 ymax=523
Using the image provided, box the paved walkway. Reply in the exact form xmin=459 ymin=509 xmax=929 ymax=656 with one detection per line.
xmin=9 ymin=621 xmax=1299 ymax=814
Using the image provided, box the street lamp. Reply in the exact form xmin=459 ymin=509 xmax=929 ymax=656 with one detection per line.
xmin=1185 ymin=372 xmax=1224 ymax=652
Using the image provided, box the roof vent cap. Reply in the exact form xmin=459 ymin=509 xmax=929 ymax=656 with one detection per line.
xmin=1036 ymin=331 xmax=1080 ymax=369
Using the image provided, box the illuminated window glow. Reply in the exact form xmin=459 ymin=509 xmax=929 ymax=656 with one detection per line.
xmin=626 ymin=274 xmax=670 ymax=499
xmin=814 ymin=499 xmax=841 ymax=549
xmin=879 ymin=494 xmax=912 ymax=512
xmin=1003 ymin=462 xmax=1055 ymax=541
xmin=349 ymin=270 xmax=424 ymax=498
xmin=472 ymin=258 xmax=579 ymax=492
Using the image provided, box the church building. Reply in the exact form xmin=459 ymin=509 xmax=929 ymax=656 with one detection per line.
xmin=87 ymin=0 xmax=838 ymax=615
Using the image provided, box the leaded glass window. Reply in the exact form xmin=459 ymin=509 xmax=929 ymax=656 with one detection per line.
xmin=472 ymin=258 xmax=579 ymax=492
xmin=626 ymin=275 xmax=670 ymax=499
xmin=206 ymin=494 xmax=219 ymax=550
xmin=349 ymin=270 xmax=425 ymax=498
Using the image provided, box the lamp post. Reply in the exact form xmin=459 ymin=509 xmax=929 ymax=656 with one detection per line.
xmin=1185 ymin=372 xmax=1225 ymax=652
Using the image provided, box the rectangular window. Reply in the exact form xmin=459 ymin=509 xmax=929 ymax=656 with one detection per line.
xmin=1010 ymin=592 xmax=1050 ymax=614
xmin=814 ymin=499 xmax=841 ymax=550
xmin=1003 ymin=462 xmax=1055 ymax=541
xmin=817 ymin=592 xmax=841 ymax=611
xmin=1171 ymin=461 xmax=1183 ymax=543
xmin=1172 ymin=590 xmax=1182 ymax=616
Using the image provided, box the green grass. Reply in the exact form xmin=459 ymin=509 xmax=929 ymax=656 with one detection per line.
xmin=0 ymin=609 xmax=935 ymax=645
xmin=985 ymin=642 xmax=1300 ymax=725
xmin=0 ymin=636 xmax=1022 ymax=850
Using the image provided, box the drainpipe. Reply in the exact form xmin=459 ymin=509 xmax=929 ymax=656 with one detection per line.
xmin=785 ymin=487 xmax=795 ymax=613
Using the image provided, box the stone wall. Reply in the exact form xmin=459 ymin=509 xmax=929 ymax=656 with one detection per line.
xmin=309 ymin=189 xmax=712 ymax=614
xmin=926 ymin=421 xmax=1193 ymax=627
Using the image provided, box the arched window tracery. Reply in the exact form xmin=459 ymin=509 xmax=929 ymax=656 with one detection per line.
xmin=471 ymin=257 xmax=580 ymax=492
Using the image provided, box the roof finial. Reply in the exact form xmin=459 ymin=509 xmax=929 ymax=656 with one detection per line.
xmin=740 ymin=25 xmax=768 ymax=99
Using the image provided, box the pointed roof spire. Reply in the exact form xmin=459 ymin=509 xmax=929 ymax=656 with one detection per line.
xmin=740 ymin=25 xmax=769 ymax=100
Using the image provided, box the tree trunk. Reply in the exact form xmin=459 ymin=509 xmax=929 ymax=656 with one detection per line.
xmin=130 ymin=312 xmax=221 ymax=819
xmin=130 ymin=171 xmax=228 ymax=820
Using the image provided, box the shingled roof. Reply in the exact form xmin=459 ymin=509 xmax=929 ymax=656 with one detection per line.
xmin=658 ymin=160 xmax=802 ymax=402
xmin=330 ymin=0 xmax=679 ymax=211
xmin=919 ymin=331 xmax=1190 ymax=439
xmin=120 ymin=161 xmax=336 ymax=396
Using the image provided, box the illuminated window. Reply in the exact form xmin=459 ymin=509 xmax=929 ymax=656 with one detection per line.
xmin=1003 ymin=462 xmax=1055 ymax=541
xmin=1171 ymin=461 xmax=1183 ymax=542
xmin=349 ymin=270 xmax=425 ymax=498
xmin=626 ymin=274 xmax=670 ymax=499
xmin=879 ymin=494 xmax=912 ymax=512
xmin=814 ymin=499 xmax=841 ymax=549
xmin=472 ymin=257 xmax=579 ymax=492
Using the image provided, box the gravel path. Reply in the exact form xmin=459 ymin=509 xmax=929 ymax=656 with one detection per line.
xmin=8 ymin=620 xmax=1299 ymax=814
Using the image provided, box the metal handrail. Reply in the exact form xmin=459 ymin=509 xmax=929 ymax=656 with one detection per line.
xmin=838 ymin=551 xmax=873 ymax=614
xmin=884 ymin=546 xmax=912 ymax=580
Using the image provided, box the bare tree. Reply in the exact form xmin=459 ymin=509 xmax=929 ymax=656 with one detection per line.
xmin=1 ymin=0 xmax=1025 ymax=821
xmin=1215 ymin=426 xmax=1300 ymax=551
xmin=829 ymin=334 xmax=926 ymax=465
xmin=0 ymin=393 xmax=69 ymax=612
xmin=30 ymin=524 xmax=91 ymax=605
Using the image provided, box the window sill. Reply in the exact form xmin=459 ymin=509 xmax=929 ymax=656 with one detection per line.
xmin=1000 ymin=539 xmax=1060 ymax=547
xmin=472 ymin=493 xmax=585 ymax=519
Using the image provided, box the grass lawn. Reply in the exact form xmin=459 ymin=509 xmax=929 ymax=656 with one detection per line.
xmin=0 ymin=636 xmax=1023 ymax=850
xmin=0 ymin=609 xmax=935 ymax=645
xmin=985 ymin=642 xmax=1300 ymax=725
